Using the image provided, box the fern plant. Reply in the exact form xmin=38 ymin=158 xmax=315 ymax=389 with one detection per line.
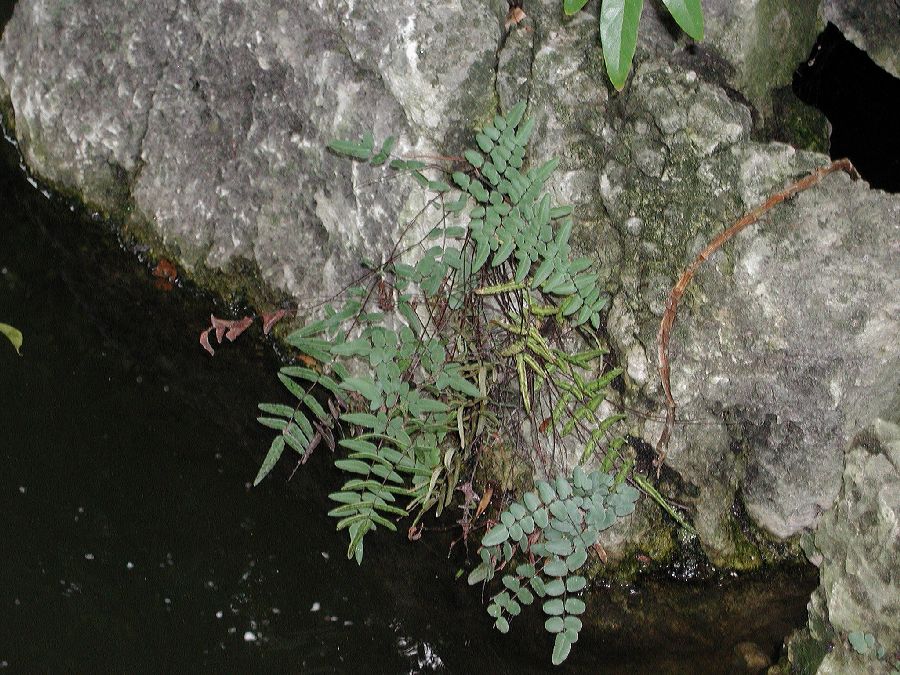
xmin=253 ymin=101 xmax=690 ymax=665
xmin=562 ymin=0 xmax=705 ymax=90
xmin=469 ymin=468 xmax=640 ymax=664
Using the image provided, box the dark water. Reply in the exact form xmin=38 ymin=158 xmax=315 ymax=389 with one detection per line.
xmin=794 ymin=22 xmax=900 ymax=193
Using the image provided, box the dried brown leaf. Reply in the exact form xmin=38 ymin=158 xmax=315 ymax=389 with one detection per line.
xmin=262 ymin=309 xmax=287 ymax=335
xmin=200 ymin=327 xmax=215 ymax=356
xmin=475 ymin=485 xmax=493 ymax=519
xmin=225 ymin=316 xmax=253 ymax=341
xmin=505 ymin=5 xmax=526 ymax=28
xmin=210 ymin=315 xmax=230 ymax=343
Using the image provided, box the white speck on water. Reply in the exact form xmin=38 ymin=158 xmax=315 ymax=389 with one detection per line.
xmin=18 ymin=486 xmax=25 ymax=494
xmin=216 ymin=611 xmax=223 ymax=619
xmin=321 ymin=552 xmax=329 ymax=560
xmin=243 ymin=631 xmax=256 ymax=642
xmin=126 ymin=562 xmax=134 ymax=570
xmin=164 ymin=598 xmax=171 ymax=605
xmin=163 ymin=385 xmax=170 ymax=393
xmin=310 ymin=602 xmax=321 ymax=612
xmin=84 ymin=553 xmax=94 ymax=561
xmin=343 ymin=620 xmax=353 ymax=627
xmin=271 ymin=607 xmax=280 ymax=615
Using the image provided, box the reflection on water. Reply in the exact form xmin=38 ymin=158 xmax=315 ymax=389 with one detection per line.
xmin=0 ymin=117 xmax=814 ymax=671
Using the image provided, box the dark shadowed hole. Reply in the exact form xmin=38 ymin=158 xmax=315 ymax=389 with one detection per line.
xmin=794 ymin=22 xmax=900 ymax=193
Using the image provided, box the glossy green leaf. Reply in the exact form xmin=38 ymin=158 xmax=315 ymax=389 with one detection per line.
xmin=565 ymin=597 xmax=587 ymax=615
xmin=286 ymin=336 xmax=332 ymax=362
xmin=327 ymin=138 xmax=372 ymax=160
xmin=599 ymin=0 xmax=644 ymax=91
xmin=0 ymin=323 xmax=22 ymax=355
xmin=544 ymin=579 xmax=566 ymax=596
xmin=543 ymin=556 xmax=568 ymax=577
xmin=282 ymin=428 xmax=307 ymax=454
xmin=292 ymin=410 xmax=314 ymax=440
xmin=464 ymin=149 xmax=484 ymax=168
xmin=367 ymin=511 xmax=398 ymax=531
xmin=339 ymin=377 xmax=381 ymax=402
xmin=546 ymin=539 xmax=575 ymax=557
xmin=524 ymin=491 xmax=541 ymax=511
xmin=505 ymin=101 xmax=526 ymax=128
xmin=530 ymin=258 xmax=556 ymax=289
xmin=567 ymin=546 xmax=589 ymax=571
xmin=545 ymin=616 xmax=565 ymax=633
xmin=566 ymin=575 xmax=587 ymax=593
xmin=472 ymin=239 xmax=491 ymax=273
xmin=552 ymin=632 xmax=573 ymax=666
xmin=329 ymin=491 xmax=361 ymax=505
xmin=347 ymin=519 xmax=371 ymax=562
xmin=302 ymin=394 xmax=329 ymax=421
xmin=453 ymin=171 xmax=471 ymax=189
xmin=342 ymin=443 xmax=386 ymax=462
xmin=537 ymin=480 xmax=556 ymax=504
xmin=253 ymin=436 xmax=285 ymax=486
xmin=482 ymin=523 xmax=510 ymax=547
xmin=555 ymin=475 xmax=573 ymax=499
xmin=662 ymin=0 xmax=704 ymax=40
xmin=258 ymin=403 xmax=295 ymax=419
xmin=564 ymin=615 xmax=583 ymax=634
xmin=369 ymin=135 xmax=396 ymax=165
xmin=330 ymin=338 xmax=371 ymax=356
xmin=334 ymin=459 xmax=371 ymax=475
xmin=467 ymin=561 xmax=492 ymax=585
xmin=563 ymin=0 xmax=590 ymax=14
xmin=447 ymin=374 xmax=482 ymax=398
xmin=257 ymin=416 xmax=288 ymax=431
xmin=340 ymin=412 xmax=381 ymax=429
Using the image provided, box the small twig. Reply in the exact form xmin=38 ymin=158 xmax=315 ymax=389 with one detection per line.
xmin=654 ymin=158 xmax=859 ymax=473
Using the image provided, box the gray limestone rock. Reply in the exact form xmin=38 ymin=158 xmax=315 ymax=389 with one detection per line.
xmin=528 ymin=56 xmax=899 ymax=560
xmin=705 ymin=0 xmax=821 ymax=113
xmin=788 ymin=419 xmax=900 ymax=674
xmin=822 ymin=0 xmax=900 ymax=79
xmin=0 ymin=0 xmax=500 ymax=299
